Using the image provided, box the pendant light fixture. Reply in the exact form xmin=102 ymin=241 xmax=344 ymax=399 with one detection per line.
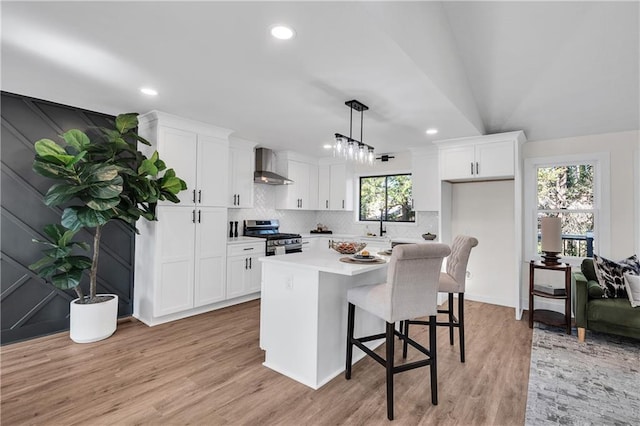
xmin=334 ymin=99 xmax=375 ymax=165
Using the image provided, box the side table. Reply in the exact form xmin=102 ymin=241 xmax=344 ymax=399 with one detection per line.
xmin=528 ymin=260 xmax=572 ymax=334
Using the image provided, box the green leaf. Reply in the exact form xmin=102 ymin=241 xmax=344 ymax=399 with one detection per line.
xmin=115 ymin=113 xmax=138 ymax=133
xmin=85 ymin=197 xmax=120 ymax=211
xmin=155 ymin=159 xmax=166 ymax=172
xmin=43 ymin=224 xmax=66 ymax=242
xmin=51 ymin=269 xmax=83 ymax=290
xmin=33 ymin=159 xmax=77 ymax=179
xmin=87 ymin=176 xmax=123 ymax=199
xmin=59 ymin=229 xmax=78 ymax=247
xmin=77 ymin=207 xmax=114 ymax=227
xmin=67 ymin=151 xmax=88 ymax=168
xmin=43 ymin=246 xmax=72 ymax=259
xmin=160 ymin=176 xmax=185 ymax=194
xmin=31 ymin=238 xmax=58 ymax=249
xmin=138 ymin=158 xmax=158 ymax=176
xmin=67 ymin=256 xmax=92 ymax=269
xmin=61 ymin=207 xmax=82 ymax=231
xmin=29 ymin=256 xmax=54 ymax=271
xmin=34 ymin=139 xmax=66 ymax=157
xmin=61 ymin=129 xmax=90 ymax=151
xmin=71 ymin=241 xmax=91 ymax=251
xmin=134 ymin=134 xmax=152 ymax=146
xmin=38 ymin=263 xmax=61 ymax=278
xmin=43 ymin=183 xmax=86 ymax=206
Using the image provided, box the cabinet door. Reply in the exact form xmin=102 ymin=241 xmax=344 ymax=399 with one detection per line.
xmin=318 ymin=165 xmax=331 ymax=210
xmin=159 ymin=127 xmax=197 ymax=205
xmin=412 ymin=152 xmax=439 ymax=211
xmin=440 ymin=145 xmax=475 ymax=181
xmin=475 ymin=140 xmax=514 ymax=179
xmin=306 ymin=163 xmax=318 ymax=210
xmin=226 ymin=256 xmax=248 ymax=299
xmin=229 ymin=147 xmax=254 ymax=208
xmin=155 ymin=207 xmax=195 ymax=316
xmin=197 ymin=135 xmax=228 ymax=207
xmin=246 ymin=255 xmax=261 ymax=293
xmin=288 ymin=160 xmax=308 ymax=209
xmin=330 ymin=163 xmax=352 ymax=210
xmin=194 ymin=208 xmax=227 ymax=307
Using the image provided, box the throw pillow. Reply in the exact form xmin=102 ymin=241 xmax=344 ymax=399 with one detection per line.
xmin=593 ymin=254 xmax=640 ymax=298
xmin=624 ymin=273 xmax=640 ymax=308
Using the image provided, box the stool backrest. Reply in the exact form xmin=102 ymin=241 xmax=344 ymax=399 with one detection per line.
xmin=445 ymin=235 xmax=479 ymax=292
xmin=387 ymin=243 xmax=451 ymax=322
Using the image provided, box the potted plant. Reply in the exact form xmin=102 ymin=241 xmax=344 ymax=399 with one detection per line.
xmin=29 ymin=113 xmax=186 ymax=343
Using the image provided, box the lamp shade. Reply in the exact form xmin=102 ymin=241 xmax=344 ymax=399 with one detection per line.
xmin=541 ymin=217 xmax=562 ymax=253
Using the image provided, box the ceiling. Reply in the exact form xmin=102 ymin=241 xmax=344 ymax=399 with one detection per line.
xmin=2 ymin=1 xmax=638 ymax=159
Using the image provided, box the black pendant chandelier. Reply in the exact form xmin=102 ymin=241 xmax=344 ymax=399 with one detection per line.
xmin=334 ymin=99 xmax=375 ymax=165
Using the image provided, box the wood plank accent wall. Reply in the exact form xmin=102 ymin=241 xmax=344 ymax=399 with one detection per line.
xmin=1 ymin=91 xmax=134 ymax=344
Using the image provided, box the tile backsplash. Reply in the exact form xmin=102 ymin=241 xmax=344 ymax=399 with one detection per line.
xmin=228 ymin=184 xmax=439 ymax=239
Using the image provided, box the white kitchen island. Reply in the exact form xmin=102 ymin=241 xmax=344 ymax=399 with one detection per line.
xmin=259 ymin=246 xmax=390 ymax=389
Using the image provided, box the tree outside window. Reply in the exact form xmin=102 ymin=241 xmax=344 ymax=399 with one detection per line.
xmin=359 ymin=174 xmax=414 ymax=222
xmin=537 ymin=164 xmax=595 ymax=257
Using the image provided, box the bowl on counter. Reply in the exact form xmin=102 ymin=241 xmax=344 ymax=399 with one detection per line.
xmin=329 ymin=240 xmax=367 ymax=255
xmin=422 ymin=233 xmax=437 ymax=240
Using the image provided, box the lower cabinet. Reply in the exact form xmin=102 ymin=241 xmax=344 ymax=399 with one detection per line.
xmin=134 ymin=206 xmax=228 ymax=325
xmin=226 ymin=241 xmax=264 ymax=299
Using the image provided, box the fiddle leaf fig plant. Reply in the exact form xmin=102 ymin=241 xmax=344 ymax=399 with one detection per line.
xmin=29 ymin=113 xmax=187 ymax=303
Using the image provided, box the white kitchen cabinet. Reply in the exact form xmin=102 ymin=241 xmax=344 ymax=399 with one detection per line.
xmin=135 ymin=206 xmax=227 ymax=323
xmin=228 ymin=140 xmax=256 ymax=208
xmin=438 ymin=137 xmax=515 ymax=181
xmin=226 ymin=241 xmax=264 ymax=299
xmin=317 ymin=160 xmax=353 ymax=211
xmin=318 ymin=164 xmax=331 ymax=210
xmin=138 ymin=110 xmax=231 ymax=207
xmin=275 ymin=152 xmax=318 ymax=210
xmin=410 ymin=148 xmax=439 ymax=211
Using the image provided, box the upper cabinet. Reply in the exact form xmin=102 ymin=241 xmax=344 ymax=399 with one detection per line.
xmin=228 ymin=139 xmax=256 ymax=208
xmin=275 ymin=152 xmax=318 ymax=210
xmin=318 ymin=159 xmax=354 ymax=211
xmin=410 ymin=147 xmax=439 ymax=211
xmin=435 ymin=132 xmax=525 ymax=182
xmin=138 ymin=111 xmax=232 ymax=207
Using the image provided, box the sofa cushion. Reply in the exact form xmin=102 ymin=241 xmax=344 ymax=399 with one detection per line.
xmin=624 ymin=273 xmax=640 ymax=308
xmin=581 ymin=258 xmax=598 ymax=282
xmin=593 ymin=254 xmax=640 ymax=298
xmin=587 ymin=298 xmax=640 ymax=329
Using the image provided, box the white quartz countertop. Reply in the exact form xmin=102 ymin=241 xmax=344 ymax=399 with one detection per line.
xmin=227 ymin=236 xmax=264 ymax=245
xmin=259 ymin=247 xmax=390 ymax=276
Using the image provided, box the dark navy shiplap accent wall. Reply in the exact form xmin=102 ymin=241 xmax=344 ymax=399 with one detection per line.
xmin=1 ymin=91 xmax=135 ymax=344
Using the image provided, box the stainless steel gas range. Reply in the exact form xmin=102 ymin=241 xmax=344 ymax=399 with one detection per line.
xmin=243 ymin=220 xmax=302 ymax=256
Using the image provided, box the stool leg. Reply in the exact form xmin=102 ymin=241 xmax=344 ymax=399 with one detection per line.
xmin=402 ymin=320 xmax=409 ymax=359
xmin=386 ymin=321 xmax=395 ymax=420
xmin=345 ymin=303 xmax=355 ymax=379
xmin=429 ymin=315 xmax=438 ymax=405
xmin=459 ymin=293 xmax=465 ymax=363
xmin=448 ymin=293 xmax=454 ymax=345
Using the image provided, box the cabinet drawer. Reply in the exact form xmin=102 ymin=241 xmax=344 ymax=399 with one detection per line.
xmin=227 ymin=243 xmax=265 ymax=257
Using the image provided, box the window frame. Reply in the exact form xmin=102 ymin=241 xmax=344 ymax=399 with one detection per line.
xmin=524 ymin=152 xmax=610 ymax=265
xmin=357 ymin=172 xmax=415 ymax=224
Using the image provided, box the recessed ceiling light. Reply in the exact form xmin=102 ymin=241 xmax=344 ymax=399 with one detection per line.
xmin=323 ymin=144 xmax=333 ymax=150
xmin=270 ymin=25 xmax=295 ymax=40
xmin=426 ymin=128 xmax=438 ymax=135
xmin=140 ymin=87 xmax=158 ymax=96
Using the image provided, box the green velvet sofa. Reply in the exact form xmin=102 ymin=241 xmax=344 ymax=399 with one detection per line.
xmin=573 ymin=258 xmax=640 ymax=342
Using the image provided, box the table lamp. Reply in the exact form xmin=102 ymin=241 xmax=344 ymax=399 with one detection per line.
xmin=540 ymin=216 xmax=562 ymax=265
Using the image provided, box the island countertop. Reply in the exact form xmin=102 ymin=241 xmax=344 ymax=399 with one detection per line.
xmin=258 ymin=247 xmax=389 ymax=276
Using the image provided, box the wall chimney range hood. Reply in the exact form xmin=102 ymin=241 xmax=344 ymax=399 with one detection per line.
xmin=254 ymin=148 xmax=293 ymax=185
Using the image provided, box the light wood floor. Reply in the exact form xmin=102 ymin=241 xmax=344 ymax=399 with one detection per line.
xmin=1 ymin=299 xmax=532 ymax=425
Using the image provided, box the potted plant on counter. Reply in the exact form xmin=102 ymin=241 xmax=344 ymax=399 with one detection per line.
xmin=29 ymin=113 xmax=186 ymax=343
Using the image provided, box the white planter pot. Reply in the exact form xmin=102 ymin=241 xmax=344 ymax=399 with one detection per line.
xmin=69 ymin=294 xmax=118 ymax=343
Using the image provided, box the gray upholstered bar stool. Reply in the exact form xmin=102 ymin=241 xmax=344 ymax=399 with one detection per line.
xmin=403 ymin=235 xmax=478 ymax=363
xmin=345 ymin=243 xmax=451 ymax=421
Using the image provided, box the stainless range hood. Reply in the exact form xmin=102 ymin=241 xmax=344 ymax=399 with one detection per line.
xmin=254 ymin=148 xmax=293 ymax=185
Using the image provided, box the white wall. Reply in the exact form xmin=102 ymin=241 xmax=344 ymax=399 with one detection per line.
xmin=451 ymin=180 xmax=516 ymax=307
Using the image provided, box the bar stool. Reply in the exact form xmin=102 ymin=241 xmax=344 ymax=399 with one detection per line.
xmin=345 ymin=243 xmax=451 ymax=421
xmin=403 ymin=235 xmax=478 ymax=363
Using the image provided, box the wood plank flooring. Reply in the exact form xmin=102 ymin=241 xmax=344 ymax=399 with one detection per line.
xmin=1 ymin=299 xmax=532 ymax=425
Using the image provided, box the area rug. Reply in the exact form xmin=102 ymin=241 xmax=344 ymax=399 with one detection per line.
xmin=525 ymin=325 xmax=640 ymax=425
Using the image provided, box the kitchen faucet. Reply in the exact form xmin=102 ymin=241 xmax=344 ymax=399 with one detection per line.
xmin=379 ymin=210 xmax=386 ymax=236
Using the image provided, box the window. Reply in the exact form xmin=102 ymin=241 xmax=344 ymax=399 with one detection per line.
xmin=359 ymin=174 xmax=415 ymax=222
xmin=524 ymin=153 xmax=610 ymax=262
